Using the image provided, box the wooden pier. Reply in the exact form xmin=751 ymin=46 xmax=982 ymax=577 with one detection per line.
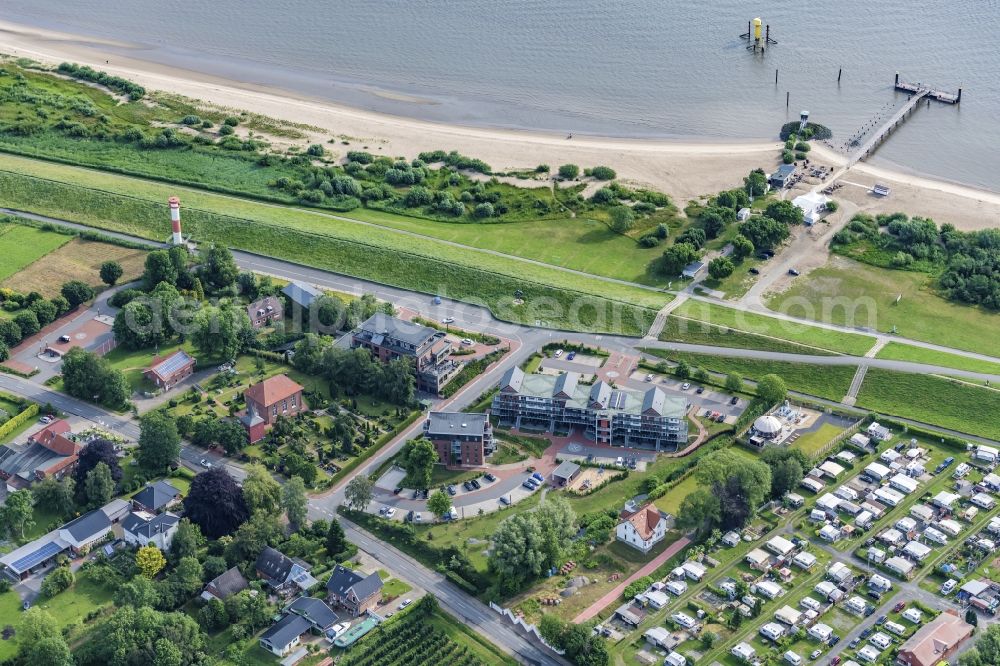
xmin=895 ymin=73 xmax=961 ymax=104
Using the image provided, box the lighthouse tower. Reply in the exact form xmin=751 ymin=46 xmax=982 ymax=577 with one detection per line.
xmin=168 ymin=196 xmax=183 ymax=245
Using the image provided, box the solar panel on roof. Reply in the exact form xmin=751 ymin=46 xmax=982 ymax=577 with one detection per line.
xmin=609 ymin=391 xmax=626 ymax=410
xmin=11 ymin=541 xmax=63 ymax=572
xmin=155 ymin=352 xmax=191 ymax=377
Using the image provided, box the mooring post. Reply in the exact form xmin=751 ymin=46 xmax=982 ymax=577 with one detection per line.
xmin=838 ymin=68 xmax=842 ymax=83
xmin=786 ymin=91 xmax=789 ymax=108
xmin=957 ymin=87 xmax=962 ymax=103
xmin=747 ymin=20 xmax=751 ymax=40
xmin=775 ymin=69 xmax=779 ymax=84
xmin=894 ymin=71 xmax=899 ymax=87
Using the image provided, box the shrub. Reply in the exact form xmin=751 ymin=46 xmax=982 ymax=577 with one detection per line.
xmin=782 ymin=150 xmax=795 ymax=164
xmin=218 ymin=124 xmax=234 ymax=136
xmin=223 ymin=116 xmax=240 ymax=126
xmin=181 ymin=115 xmax=201 ymax=126
xmin=306 ymin=144 xmax=325 ymax=157
xmin=609 ymin=206 xmax=635 ymax=233
xmin=591 ymin=165 xmax=616 ymax=180
xmin=794 ymin=141 xmax=810 ymax=152
xmin=558 ymin=164 xmax=580 ymax=180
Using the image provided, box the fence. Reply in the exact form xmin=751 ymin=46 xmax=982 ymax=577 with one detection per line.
xmin=812 ymin=418 xmax=865 ymax=461
xmin=487 ymin=602 xmax=566 ymax=655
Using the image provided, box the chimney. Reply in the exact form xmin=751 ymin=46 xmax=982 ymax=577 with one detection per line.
xmin=168 ymin=196 xmax=183 ymax=245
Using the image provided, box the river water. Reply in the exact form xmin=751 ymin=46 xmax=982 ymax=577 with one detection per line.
xmin=2 ymin=0 xmax=997 ymax=190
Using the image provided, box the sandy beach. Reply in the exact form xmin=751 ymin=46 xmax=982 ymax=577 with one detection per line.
xmin=1 ymin=18 xmax=998 ymax=229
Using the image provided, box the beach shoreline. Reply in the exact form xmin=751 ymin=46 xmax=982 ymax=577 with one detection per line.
xmin=0 ymin=18 xmax=998 ymax=227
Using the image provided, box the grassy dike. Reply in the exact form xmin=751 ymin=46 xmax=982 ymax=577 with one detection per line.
xmin=0 ymin=156 xmax=665 ymax=336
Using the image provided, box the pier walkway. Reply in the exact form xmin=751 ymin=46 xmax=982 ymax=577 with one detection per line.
xmin=847 ymin=89 xmax=928 ymax=165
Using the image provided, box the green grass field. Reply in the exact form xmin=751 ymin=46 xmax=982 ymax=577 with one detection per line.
xmin=0 ymin=223 xmax=71 ymax=280
xmin=767 ymin=256 xmax=1000 ymax=356
xmin=875 ymin=342 xmax=1000 ymax=375
xmin=658 ymin=473 xmax=699 ymax=514
xmin=791 ymin=423 xmax=845 ymax=457
xmin=643 ymin=349 xmax=857 ymax=402
xmin=855 ymin=369 xmax=1000 ymax=441
xmin=0 ymin=155 xmax=665 ymax=335
xmin=673 ymin=299 xmax=875 ymax=356
xmin=659 ymin=314 xmax=837 ymax=356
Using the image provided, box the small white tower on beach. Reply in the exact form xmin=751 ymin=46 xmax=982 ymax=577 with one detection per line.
xmin=799 ymin=110 xmax=810 ymax=132
xmin=168 ymin=196 xmax=183 ymax=245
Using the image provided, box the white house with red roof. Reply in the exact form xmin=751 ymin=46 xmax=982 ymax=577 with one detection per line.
xmin=616 ymin=503 xmax=668 ymax=553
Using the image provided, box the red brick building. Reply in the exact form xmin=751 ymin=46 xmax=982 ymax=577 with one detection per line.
xmin=143 ymin=350 xmax=196 ymax=390
xmin=0 ymin=419 xmax=82 ymax=488
xmin=423 ymin=411 xmax=495 ymax=467
xmin=241 ymin=374 xmax=306 ymax=443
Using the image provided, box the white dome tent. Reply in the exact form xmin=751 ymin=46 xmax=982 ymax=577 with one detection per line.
xmin=753 ymin=415 xmax=783 ymax=438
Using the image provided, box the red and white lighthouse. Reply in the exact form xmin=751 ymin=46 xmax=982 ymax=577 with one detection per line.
xmin=168 ymin=196 xmax=183 ymax=245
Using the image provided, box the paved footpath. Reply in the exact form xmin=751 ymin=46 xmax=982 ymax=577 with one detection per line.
xmin=573 ymin=535 xmax=692 ymax=623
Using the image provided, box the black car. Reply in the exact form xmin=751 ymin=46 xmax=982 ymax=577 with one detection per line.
xmin=393 ymin=486 xmax=402 ymax=494
xmin=788 ymin=268 xmax=800 ymax=276
xmin=420 ymin=489 xmax=429 ymax=500
xmin=860 ymin=627 xmax=874 ymax=639
xmin=875 ymin=615 xmax=887 ymax=625
xmin=463 ymin=481 xmax=473 ymax=491
xmin=829 ymin=635 xmax=841 ymax=646
xmin=695 ymin=386 xmax=704 ymax=394
xmin=470 ymin=479 xmax=481 ymax=490
xmin=730 ymin=396 xmax=739 ymax=405
xmin=405 ymin=510 xmax=414 ymax=522
xmin=484 ymin=473 xmax=496 ymax=482
xmin=447 ymin=485 xmax=457 ymax=496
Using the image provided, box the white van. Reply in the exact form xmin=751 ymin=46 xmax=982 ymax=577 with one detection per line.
xmin=940 ymin=579 xmax=957 ymax=594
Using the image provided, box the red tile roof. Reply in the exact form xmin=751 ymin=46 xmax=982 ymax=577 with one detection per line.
xmin=30 ymin=419 xmax=71 ymax=445
xmin=624 ymin=504 xmax=663 ymax=541
xmin=244 ymin=374 xmax=304 ymax=407
xmin=898 ymin=609 xmax=974 ymax=666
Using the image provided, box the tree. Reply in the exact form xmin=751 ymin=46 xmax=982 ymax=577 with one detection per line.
xmin=0 ymin=488 xmax=34 ymax=539
xmin=18 ymin=608 xmax=71 ymax=665
xmin=169 ymin=518 xmax=204 ymax=565
xmin=192 ymin=305 xmax=251 ymax=360
xmin=770 ymin=457 xmax=803 ymax=499
xmin=674 ymin=359 xmax=690 ymax=379
xmin=401 ymin=438 xmax=437 ymax=489
xmin=73 ymin=438 xmax=122 ymax=504
xmin=225 ymin=513 xmax=280 ymax=564
xmin=13 ymin=309 xmax=40 ymax=337
xmin=236 ymin=271 xmax=259 ymax=299
xmin=693 ymin=449 xmax=772 ymax=530
xmin=609 ymin=206 xmax=635 ymax=233
xmin=83 ymin=461 xmax=115 ymax=508
xmin=61 ymin=280 xmax=95 ymax=308
xmin=137 ymin=410 xmax=181 ymax=471
xmin=756 ymin=373 xmax=787 ymax=404
xmin=700 ymin=208 xmax=728 ymax=239
xmin=960 ymin=622 xmax=1000 ymax=666
xmin=427 ymin=490 xmax=452 ymax=518
xmin=75 ymin=605 xmax=205 ymax=666
xmin=32 ymin=477 xmax=75 ymax=518
xmin=40 ymin=565 xmax=74 ymax=596
xmin=585 ymin=514 xmax=616 ymax=544
xmin=283 ymin=452 xmax=317 ymax=485
xmin=558 ymin=164 xmax=580 ymax=180
xmin=0 ymin=318 xmax=21 ymax=346
xmin=731 ymin=234 xmax=754 ymax=260
xmin=201 ymin=245 xmax=239 ymax=291
xmin=183 ymin=467 xmax=250 ymax=538
xmin=243 ymin=463 xmax=282 ymax=515
xmin=112 ymin=300 xmax=162 ymax=350
xmin=115 ymin=574 xmax=160 ymax=607
xmin=660 ymin=242 xmax=699 ymax=276
xmin=154 ymin=638 xmax=184 ymax=666
xmin=326 ymin=519 xmax=347 ymax=557
xmin=314 ymin=294 xmax=346 ymax=330
xmin=62 ymin=348 xmax=130 ymax=406
xmin=26 ymin=636 xmax=73 ymax=666
xmin=677 ymin=488 xmax=721 ymax=536
xmin=197 ymin=598 xmax=229 ymax=631
xmin=765 ymin=200 xmax=805 ymax=226
xmin=345 ymin=476 xmax=373 ymax=511
xmin=282 ymin=476 xmax=308 ymax=527
xmin=740 ymin=215 xmax=789 ymax=250
xmin=167 ymin=556 xmax=204 ymax=597
xmin=489 ymin=513 xmax=547 ymax=589
xmin=100 ymin=260 xmax=124 ymax=286
xmin=215 ymin=419 xmax=250 ymax=455
xmin=725 ymin=373 xmax=743 ymax=393
xmin=708 ymin=256 xmax=735 ymax=279
xmin=144 ymin=250 xmax=177 ymax=288
xmin=136 ymin=545 xmax=167 ymax=578
xmin=533 ymin=497 xmax=577 ymax=569
xmin=966 ymin=608 xmax=978 ymax=626
xmin=30 ymin=299 xmax=57 ymax=326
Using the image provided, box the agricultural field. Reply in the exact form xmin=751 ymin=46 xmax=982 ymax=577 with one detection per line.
xmin=874 ymin=342 xmax=1000 ymax=375
xmin=672 ymin=299 xmax=875 ymax=356
xmin=0 ymin=154 xmax=665 ymax=336
xmin=0 ymin=222 xmax=71 ymax=281
xmin=642 ymin=349 xmax=858 ymax=402
xmin=855 ymin=369 xmax=1000 ymax=441
xmin=1 ymin=235 xmax=146 ymax=298
xmin=767 ymin=255 xmax=1000 ymax=356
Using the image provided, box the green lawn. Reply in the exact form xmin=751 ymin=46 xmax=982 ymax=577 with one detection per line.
xmin=790 ymin=423 xmax=845 ymax=457
xmin=643 ymin=349 xmax=858 ymax=402
xmin=658 ymin=472 xmax=699 ymax=514
xmin=660 ymin=314 xmax=837 ymax=356
xmin=0 ymin=222 xmax=71 ymax=280
xmin=673 ymin=300 xmax=875 ymax=355
xmin=856 ymin=369 xmax=1000 ymax=440
xmin=376 ymin=570 xmax=413 ymax=599
xmin=767 ymin=256 xmax=1000 ymax=356
xmin=875 ymin=342 xmax=1000 ymax=375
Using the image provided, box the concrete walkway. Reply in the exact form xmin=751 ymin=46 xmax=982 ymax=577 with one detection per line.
xmin=573 ymin=535 xmax=692 ymax=623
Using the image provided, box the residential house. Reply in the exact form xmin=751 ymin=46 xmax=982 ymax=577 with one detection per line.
xmin=201 ymin=566 xmax=249 ymax=602
xmin=286 ymin=596 xmax=339 ymax=633
xmin=256 ymin=546 xmax=315 ymax=593
xmin=60 ymin=507 xmax=114 ymax=554
xmin=247 ymin=295 xmax=283 ymax=330
xmin=680 ymin=561 xmax=705 ymax=582
xmin=131 ymin=480 xmax=182 ymax=513
xmin=616 ymin=504 xmax=668 ymax=554
xmin=492 ymin=368 xmax=688 ymax=451
xmin=932 ymin=491 xmax=959 ymax=510
xmin=889 ymin=473 xmax=919 ymax=495
xmin=910 ymin=504 xmax=934 ymax=523
xmin=325 ymin=565 xmax=383 ymax=616
xmin=818 ymin=460 xmax=844 ymax=479
xmin=792 ymin=551 xmax=816 ymax=570
xmin=868 ymin=574 xmax=892 ymax=593
xmin=143 ymin=350 xmax=196 ymax=390
xmin=774 ymin=605 xmax=802 ymax=626
xmin=864 ymin=462 xmax=890 ymax=481
xmin=281 ymin=281 xmax=321 ymax=310
xmin=241 ymin=374 xmax=307 ymax=443
xmin=746 ymin=548 xmax=771 ymax=571
xmin=819 ymin=524 xmax=841 ymax=542
xmin=769 ymin=164 xmax=796 ymax=188
xmin=766 ymin=536 xmax=795 ymax=558
xmin=874 ymin=487 xmax=904 ymax=507
xmin=897 ymin=610 xmax=974 ymax=666
xmin=867 ymin=422 xmax=891 ymax=441
xmin=971 ymin=492 xmax=996 ymax=510
xmin=122 ymin=511 xmax=179 ymax=550
xmin=424 ymin=411 xmax=495 ymax=467
xmin=643 ymin=626 xmax=672 ymax=650
xmin=885 ymin=556 xmax=915 ymax=578
xmin=0 ymin=419 xmax=82 ymax=488
xmin=259 ymin=613 xmax=312 ymax=657
xmin=352 ymin=313 xmax=458 ymax=393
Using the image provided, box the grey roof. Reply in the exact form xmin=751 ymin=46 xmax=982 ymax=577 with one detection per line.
xmin=256 ymin=546 xmax=303 ymax=584
xmin=61 ymin=509 xmax=111 ymax=542
xmin=205 ymin=566 xmax=249 ymax=600
xmin=132 ymin=480 xmax=180 ymax=511
xmin=122 ymin=511 xmax=179 ymax=539
xmin=589 ymin=381 xmax=612 ymax=408
xmin=552 ymin=461 xmax=581 ymax=480
xmin=772 ymin=164 xmax=795 ymax=178
xmin=356 ymin=313 xmax=438 ymax=348
xmin=281 ymin=281 xmax=321 ymax=308
xmin=506 ymin=371 xmax=686 ymax=419
xmin=239 ymin=400 xmax=265 ymax=427
xmin=287 ymin=596 xmax=339 ymax=630
xmin=425 ymin=411 xmax=487 ymax=437
xmin=325 ymin=565 xmax=382 ymax=600
xmin=553 ymin=372 xmax=579 ymax=398
xmin=0 ymin=442 xmax=66 ymax=481
xmin=642 ymin=387 xmax=667 ymax=416
xmin=260 ymin=613 xmax=312 ymax=649
xmin=682 ymin=261 xmax=705 ymax=276
xmin=500 ymin=366 xmax=525 ymax=392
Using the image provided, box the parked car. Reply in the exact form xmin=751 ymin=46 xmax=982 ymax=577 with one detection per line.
xmin=860 ymin=628 xmax=874 ymax=639
xmin=463 ymin=481 xmax=473 ymax=491
xmin=58 ymin=334 xmax=71 ymax=343
xmin=441 ymin=317 xmax=455 ymax=324
xmin=384 ymin=507 xmax=396 ymax=518
xmin=393 ymin=486 xmax=402 ymax=495
xmin=849 ymin=638 xmax=860 ymax=649
xmin=522 ymin=480 xmax=537 ymax=490
xmin=200 ymin=459 xmax=212 ymax=468
xmin=405 ymin=510 xmax=414 ymax=522
xmin=432 ymin=296 xmax=442 ymax=305
xmin=484 ymin=473 xmax=497 ymax=482
xmin=398 ymin=599 xmax=412 ymax=609
xmin=810 ymin=650 xmax=822 ymax=660
xmin=566 ymin=352 xmax=576 ymax=360
xmin=38 ymin=415 xmax=53 ymax=424
xmin=447 ymin=485 xmax=457 ymax=496
xmin=531 ymin=472 xmax=544 ymax=482
xmin=499 ymin=496 xmax=511 ymax=505
xmin=645 ymin=373 xmax=654 ymax=382
xmin=788 ymin=268 xmax=800 ymax=276
xmin=730 ymin=396 xmax=739 ymax=405
xmin=413 ymin=513 xmax=422 ymax=524
xmin=553 ymin=349 xmax=564 ymax=357
xmin=893 ymin=601 xmax=906 ymax=613
xmin=681 ymin=382 xmax=691 ymax=390
xmin=831 ymin=657 xmax=841 ymax=666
